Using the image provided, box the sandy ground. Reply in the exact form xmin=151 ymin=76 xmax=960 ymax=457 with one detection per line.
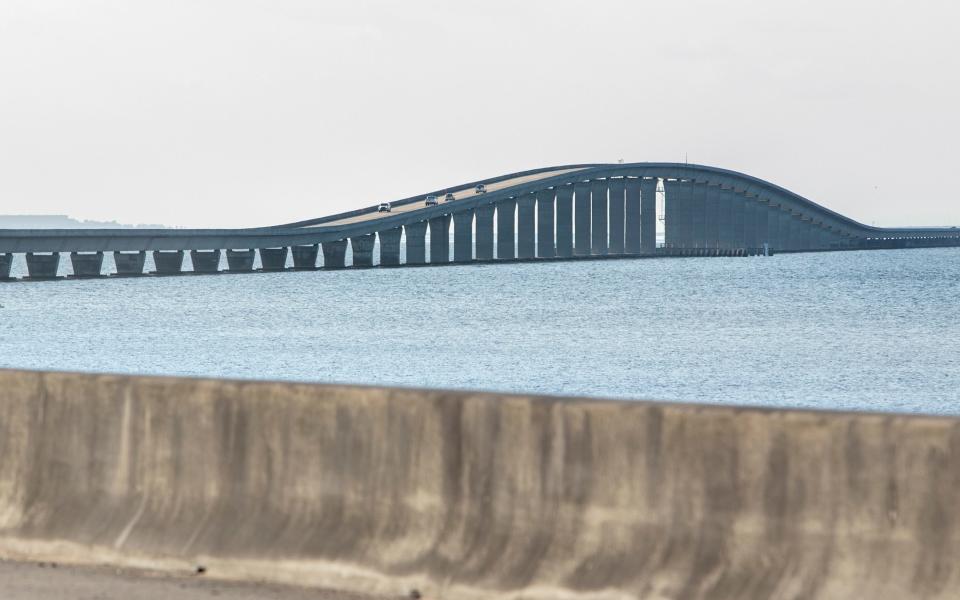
xmin=0 ymin=560 xmax=401 ymax=600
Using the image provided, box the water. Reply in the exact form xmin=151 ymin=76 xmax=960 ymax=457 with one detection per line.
xmin=1 ymin=248 xmax=958 ymax=415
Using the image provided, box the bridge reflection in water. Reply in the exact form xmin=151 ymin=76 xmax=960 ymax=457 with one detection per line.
xmin=1 ymin=163 xmax=957 ymax=280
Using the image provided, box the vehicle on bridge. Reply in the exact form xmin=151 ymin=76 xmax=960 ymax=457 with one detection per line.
xmin=444 ymin=193 xmax=456 ymax=202
xmin=475 ymin=184 xmax=486 ymax=194
xmin=377 ymin=202 xmax=391 ymax=213
xmin=424 ymin=195 xmax=438 ymax=206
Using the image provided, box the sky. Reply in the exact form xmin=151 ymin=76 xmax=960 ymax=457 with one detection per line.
xmin=1 ymin=0 xmax=958 ymax=228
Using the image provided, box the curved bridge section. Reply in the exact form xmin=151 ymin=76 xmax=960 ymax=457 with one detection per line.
xmin=1 ymin=163 xmax=957 ymax=278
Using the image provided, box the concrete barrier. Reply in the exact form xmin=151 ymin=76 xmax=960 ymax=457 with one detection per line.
xmin=0 ymin=369 xmax=958 ymax=599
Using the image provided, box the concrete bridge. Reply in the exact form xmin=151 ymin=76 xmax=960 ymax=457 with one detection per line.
xmin=1 ymin=163 xmax=957 ymax=280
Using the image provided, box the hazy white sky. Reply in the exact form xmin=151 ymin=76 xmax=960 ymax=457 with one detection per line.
xmin=1 ymin=0 xmax=958 ymax=228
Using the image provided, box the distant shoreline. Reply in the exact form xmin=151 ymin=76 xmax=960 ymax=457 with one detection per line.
xmin=0 ymin=215 xmax=168 ymax=229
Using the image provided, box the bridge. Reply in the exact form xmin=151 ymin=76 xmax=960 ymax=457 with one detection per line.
xmin=1 ymin=162 xmax=957 ymax=280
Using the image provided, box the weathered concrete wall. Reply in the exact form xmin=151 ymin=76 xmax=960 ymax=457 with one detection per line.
xmin=0 ymin=369 xmax=958 ymax=599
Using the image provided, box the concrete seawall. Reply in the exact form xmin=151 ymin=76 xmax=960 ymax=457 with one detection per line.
xmin=0 ymin=369 xmax=958 ymax=599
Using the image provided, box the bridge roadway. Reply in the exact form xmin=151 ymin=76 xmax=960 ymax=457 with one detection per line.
xmin=1 ymin=162 xmax=957 ymax=280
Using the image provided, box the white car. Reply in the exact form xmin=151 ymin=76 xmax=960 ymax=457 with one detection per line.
xmin=425 ymin=195 xmax=438 ymax=206
xmin=444 ymin=193 xmax=456 ymax=202
xmin=475 ymin=184 xmax=487 ymax=194
xmin=377 ymin=202 xmax=391 ymax=212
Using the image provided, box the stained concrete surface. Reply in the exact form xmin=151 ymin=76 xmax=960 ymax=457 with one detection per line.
xmin=2 ymin=369 xmax=960 ymax=599
xmin=0 ymin=560 xmax=391 ymax=600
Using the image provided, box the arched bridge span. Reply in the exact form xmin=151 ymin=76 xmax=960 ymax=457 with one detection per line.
xmin=0 ymin=163 xmax=957 ymax=279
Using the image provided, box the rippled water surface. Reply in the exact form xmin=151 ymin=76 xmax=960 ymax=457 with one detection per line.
xmin=1 ymin=248 xmax=958 ymax=414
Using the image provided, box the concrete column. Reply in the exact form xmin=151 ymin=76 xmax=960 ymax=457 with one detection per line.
xmin=378 ymin=228 xmax=403 ymax=266
xmin=766 ymin=206 xmax=782 ymax=253
xmin=537 ymin=188 xmax=556 ymax=258
xmin=351 ymin=233 xmax=376 ymax=267
xmin=113 ymin=251 xmax=146 ymax=276
xmin=292 ymin=244 xmax=319 ymax=269
xmin=730 ymin=193 xmax=746 ymax=250
xmin=624 ymin=178 xmax=641 ymax=253
xmin=474 ymin=205 xmax=495 ymax=261
xmin=152 ymin=250 xmax=183 ymax=275
xmin=25 ymin=253 xmax=60 ymax=279
xmin=639 ymin=179 xmax=658 ymax=254
xmin=429 ymin=215 xmax=450 ymax=263
xmin=259 ymin=247 xmax=288 ymax=271
xmin=190 ymin=249 xmax=221 ymax=274
xmin=321 ymin=239 xmax=347 ymax=269
xmin=69 ymin=252 xmax=104 ymax=278
xmin=404 ymin=221 xmax=428 ymax=265
xmin=797 ymin=217 xmax=812 ymax=250
xmin=755 ymin=201 xmax=770 ymax=250
xmin=453 ymin=210 xmax=474 ymax=262
xmin=663 ymin=180 xmax=678 ymax=248
xmin=702 ymin=184 xmax=719 ymax=249
xmin=226 ymin=249 xmax=255 ymax=272
xmin=713 ymin=188 xmax=733 ymax=249
xmin=691 ymin=182 xmax=707 ymax=248
xmin=555 ymin=185 xmax=574 ymax=257
xmin=666 ymin=180 xmax=694 ymax=248
xmin=743 ymin=200 xmax=758 ymax=250
xmin=574 ymin=181 xmax=591 ymax=255
xmin=778 ymin=211 xmax=794 ymax=251
xmin=26 ymin=253 xmax=60 ymax=279
xmin=608 ymin=178 xmax=625 ymax=254
xmin=591 ymin=179 xmax=608 ymax=255
xmin=0 ymin=253 xmax=13 ymax=280
xmin=496 ymin=199 xmax=516 ymax=260
xmin=517 ymin=192 xmax=536 ymax=259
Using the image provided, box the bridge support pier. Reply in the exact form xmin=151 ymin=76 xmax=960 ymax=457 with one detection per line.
xmin=292 ymin=244 xmax=319 ymax=269
xmin=70 ymin=252 xmax=104 ymax=278
xmin=691 ymin=182 xmax=707 ymax=249
xmin=429 ymin=215 xmax=450 ymax=263
xmin=730 ymin=193 xmax=746 ymax=250
xmin=743 ymin=199 xmax=759 ymax=251
xmin=537 ymin=188 xmax=555 ymax=258
xmin=624 ymin=178 xmax=641 ymax=253
xmin=608 ymin=178 xmax=625 ymax=254
xmin=797 ymin=218 xmax=812 ymax=250
xmin=0 ymin=253 xmax=13 ymax=280
xmin=591 ymin=179 xmax=608 ymax=255
xmin=755 ymin=201 xmax=769 ymax=251
xmin=378 ymin=228 xmax=403 ymax=266
xmin=555 ymin=185 xmax=574 ymax=258
xmin=25 ymin=253 xmax=60 ymax=279
xmin=640 ymin=178 xmax=658 ymax=254
xmin=665 ymin=180 xmax=694 ymax=249
xmin=190 ymin=249 xmax=221 ymax=274
xmin=516 ymin=192 xmax=536 ymax=259
xmin=714 ymin=188 xmax=732 ymax=250
xmin=475 ymin=205 xmax=495 ymax=261
xmin=496 ymin=199 xmax=516 ymax=260
xmin=404 ymin=222 xmax=428 ymax=265
xmin=322 ymin=240 xmax=347 ymax=269
xmin=259 ymin=247 xmax=288 ymax=271
xmin=766 ymin=206 xmax=782 ymax=253
xmin=453 ymin=210 xmax=474 ymax=263
xmin=574 ymin=181 xmax=591 ymax=256
xmin=226 ymin=249 xmax=255 ymax=272
xmin=113 ymin=251 xmax=145 ymax=276
xmin=152 ymin=250 xmax=184 ymax=275
xmin=351 ymin=234 xmax=376 ymax=267
xmin=703 ymin=184 xmax=720 ymax=250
